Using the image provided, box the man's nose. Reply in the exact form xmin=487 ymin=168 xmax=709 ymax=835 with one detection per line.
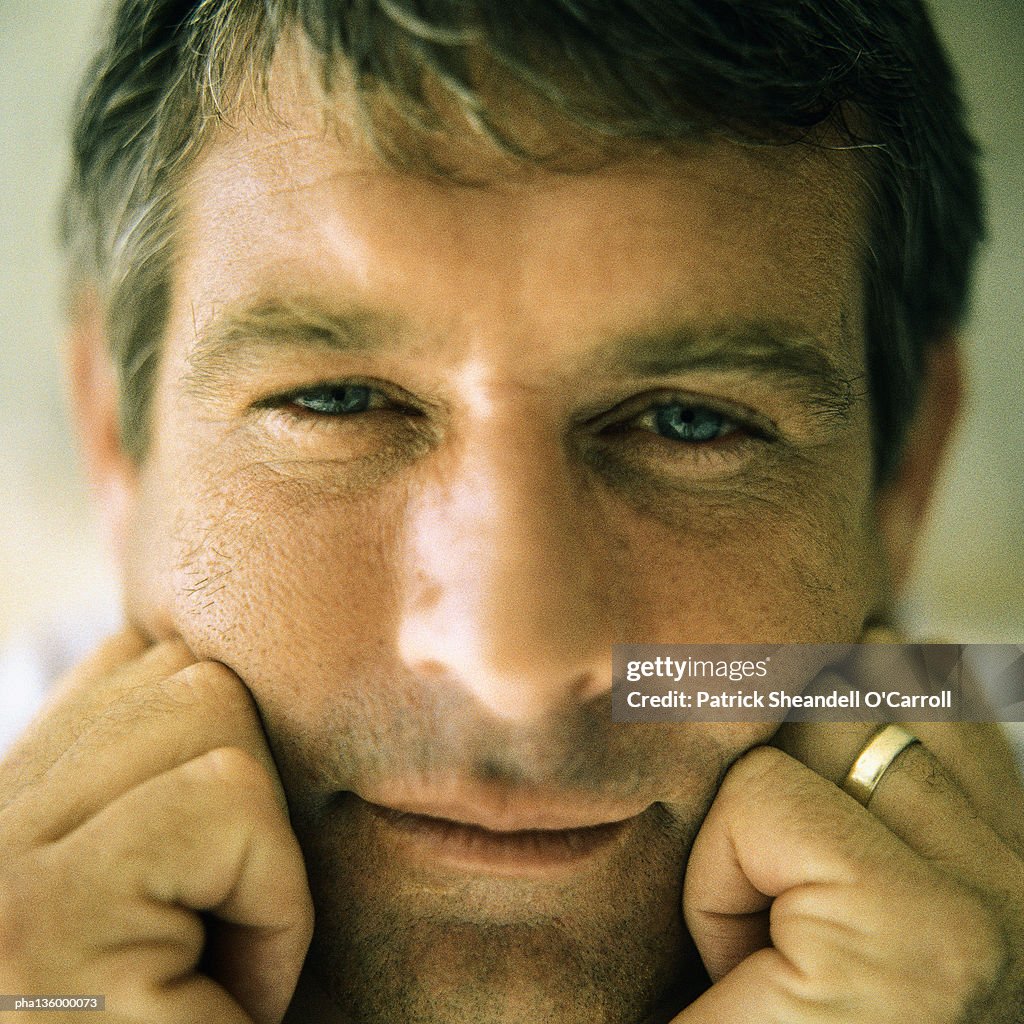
xmin=396 ymin=418 xmax=612 ymax=722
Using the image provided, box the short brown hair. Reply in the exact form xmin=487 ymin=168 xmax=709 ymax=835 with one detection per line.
xmin=63 ymin=0 xmax=983 ymax=480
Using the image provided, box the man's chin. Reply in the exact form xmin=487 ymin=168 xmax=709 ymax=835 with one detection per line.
xmin=289 ymin=800 xmax=703 ymax=1024
xmin=294 ymin=915 xmax=701 ymax=1024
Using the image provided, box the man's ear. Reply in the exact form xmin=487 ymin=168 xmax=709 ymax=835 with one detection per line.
xmin=65 ymin=288 xmax=138 ymax=569
xmin=874 ymin=336 xmax=964 ymax=593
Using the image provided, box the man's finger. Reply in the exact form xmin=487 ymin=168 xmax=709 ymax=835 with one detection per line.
xmin=0 ymin=635 xmax=190 ymax=808
xmin=0 ymin=627 xmax=155 ymax=799
xmin=4 ymin=650 xmax=286 ymax=841
xmin=858 ymin=737 xmax=1024 ymax=899
xmin=776 ymin=717 xmax=1024 ymax=851
xmin=44 ymin=626 xmax=154 ymax=702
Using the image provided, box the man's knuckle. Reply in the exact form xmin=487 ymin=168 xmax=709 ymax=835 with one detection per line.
xmin=116 ymin=638 xmax=194 ymax=689
xmin=148 ymin=637 xmax=195 ymax=670
xmin=170 ymin=660 xmax=250 ymax=717
xmin=201 ymin=745 xmax=273 ymax=796
xmin=728 ymin=745 xmax=796 ymax=791
xmin=939 ymin=897 xmax=1009 ymax=1008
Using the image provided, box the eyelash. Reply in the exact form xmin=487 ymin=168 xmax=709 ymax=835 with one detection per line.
xmin=264 ymin=381 xmax=773 ymax=471
xmin=260 ymin=381 xmax=422 ymax=420
xmin=284 ymin=383 xmax=392 ymax=416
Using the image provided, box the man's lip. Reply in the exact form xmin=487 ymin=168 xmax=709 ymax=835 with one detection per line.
xmin=350 ymin=793 xmax=644 ymax=875
xmin=351 ymin=787 xmax=649 ymax=832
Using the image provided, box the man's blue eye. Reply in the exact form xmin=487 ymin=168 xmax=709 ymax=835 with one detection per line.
xmin=293 ymin=385 xmax=373 ymax=414
xmin=652 ymin=403 xmax=732 ymax=442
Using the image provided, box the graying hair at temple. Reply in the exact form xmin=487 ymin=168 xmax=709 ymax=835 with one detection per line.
xmin=61 ymin=0 xmax=983 ymax=479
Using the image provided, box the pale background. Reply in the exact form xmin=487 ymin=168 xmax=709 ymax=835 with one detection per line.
xmin=1 ymin=0 xmax=1021 ymax=646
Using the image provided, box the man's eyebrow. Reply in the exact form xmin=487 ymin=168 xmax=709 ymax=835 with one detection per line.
xmin=193 ymin=300 xmax=405 ymax=355
xmin=183 ymin=299 xmax=405 ymax=394
xmin=183 ymin=303 xmax=864 ymax=423
xmin=594 ymin=320 xmax=865 ymax=422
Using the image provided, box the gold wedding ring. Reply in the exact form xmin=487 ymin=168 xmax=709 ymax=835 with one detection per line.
xmin=841 ymin=724 xmax=920 ymax=806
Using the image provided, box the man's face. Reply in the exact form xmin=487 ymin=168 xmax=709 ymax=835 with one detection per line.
xmin=115 ymin=66 xmax=887 ymax=1024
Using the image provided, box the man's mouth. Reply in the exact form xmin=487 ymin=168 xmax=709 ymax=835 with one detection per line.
xmin=347 ymin=790 xmax=648 ymax=876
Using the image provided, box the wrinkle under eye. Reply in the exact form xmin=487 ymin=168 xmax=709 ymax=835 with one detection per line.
xmin=653 ymin=403 xmax=733 ymax=442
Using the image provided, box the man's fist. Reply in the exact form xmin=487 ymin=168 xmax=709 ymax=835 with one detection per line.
xmin=679 ymin=688 xmax=1024 ymax=1024
xmin=0 ymin=630 xmax=313 ymax=1024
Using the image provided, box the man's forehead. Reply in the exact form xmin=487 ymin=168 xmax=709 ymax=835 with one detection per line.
xmin=186 ymin=93 xmax=865 ymax=293
xmin=172 ymin=37 xmax=868 ymax=386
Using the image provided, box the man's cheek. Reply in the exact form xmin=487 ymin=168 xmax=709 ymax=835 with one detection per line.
xmin=608 ymin=483 xmax=884 ymax=646
xmin=125 ymin=460 xmax=400 ymax=678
